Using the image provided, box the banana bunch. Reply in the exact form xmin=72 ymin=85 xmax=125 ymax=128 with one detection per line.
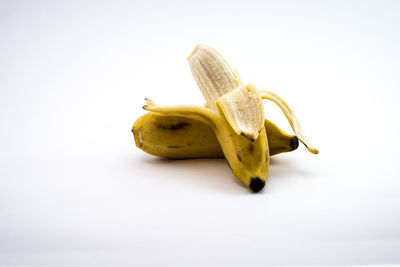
xmin=132 ymin=44 xmax=318 ymax=192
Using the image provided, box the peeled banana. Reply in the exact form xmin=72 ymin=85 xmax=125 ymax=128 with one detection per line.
xmin=133 ymin=44 xmax=318 ymax=192
xmin=132 ymin=112 xmax=299 ymax=159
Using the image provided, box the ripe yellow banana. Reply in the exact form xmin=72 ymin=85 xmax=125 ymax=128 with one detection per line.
xmin=143 ymin=98 xmax=269 ymax=192
xmin=135 ymin=44 xmax=318 ymax=192
xmin=132 ymin=112 xmax=299 ymax=159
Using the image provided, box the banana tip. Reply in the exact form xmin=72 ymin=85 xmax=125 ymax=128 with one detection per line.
xmin=290 ymin=136 xmax=299 ymax=151
xmin=249 ymin=177 xmax=265 ymax=193
xmin=306 ymin=146 xmax=319 ymax=154
xmin=187 ymin=44 xmax=203 ymax=61
xmin=132 ymin=127 xmax=143 ymax=148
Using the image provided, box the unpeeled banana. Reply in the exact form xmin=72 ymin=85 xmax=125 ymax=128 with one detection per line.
xmin=133 ymin=44 xmax=318 ymax=192
xmin=132 ymin=112 xmax=299 ymax=159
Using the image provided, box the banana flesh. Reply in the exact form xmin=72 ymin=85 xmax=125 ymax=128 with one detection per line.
xmin=188 ymin=44 xmax=242 ymax=111
xmin=189 ymin=45 xmax=264 ymax=141
xmin=132 ymin=112 xmax=299 ymax=159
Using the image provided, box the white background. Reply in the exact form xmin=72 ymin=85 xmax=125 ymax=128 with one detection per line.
xmin=1 ymin=0 xmax=400 ymax=265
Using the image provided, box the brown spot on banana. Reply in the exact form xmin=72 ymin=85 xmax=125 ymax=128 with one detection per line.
xmin=248 ymin=143 xmax=254 ymax=153
xmin=158 ymin=122 xmax=191 ymax=131
xmin=168 ymin=145 xmax=182 ymax=148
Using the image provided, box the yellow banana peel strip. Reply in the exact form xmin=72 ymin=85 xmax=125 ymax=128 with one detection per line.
xmin=259 ymin=90 xmax=319 ymax=154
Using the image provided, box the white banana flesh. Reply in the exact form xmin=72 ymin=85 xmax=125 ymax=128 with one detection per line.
xmin=188 ymin=44 xmax=264 ymax=141
xmin=216 ymin=85 xmax=264 ymax=141
xmin=188 ymin=44 xmax=243 ymax=111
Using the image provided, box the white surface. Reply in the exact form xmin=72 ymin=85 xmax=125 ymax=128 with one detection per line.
xmin=1 ymin=0 xmax=400 ymax=265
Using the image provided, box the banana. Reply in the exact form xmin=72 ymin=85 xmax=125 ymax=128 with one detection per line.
xmin=132 ymin=112 xmax=299 ymax=159
xmin=143 ymin=100 xmax=269 ymax=192
xmin=143 ymin=45 xmax=269 ymax=192
xmin=134 ymin=44 xmax=318 ymax=192
xmin=133 ymin=111 xmax=223 ymax=159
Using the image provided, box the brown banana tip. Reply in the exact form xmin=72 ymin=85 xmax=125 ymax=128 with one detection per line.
xmin=142 ymin=105 xmax=149 ymax=110
xmin=290 ymin=136 xmax=299 ymax=151
xmin=249 ymin=177 xmax=265 ymax=193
